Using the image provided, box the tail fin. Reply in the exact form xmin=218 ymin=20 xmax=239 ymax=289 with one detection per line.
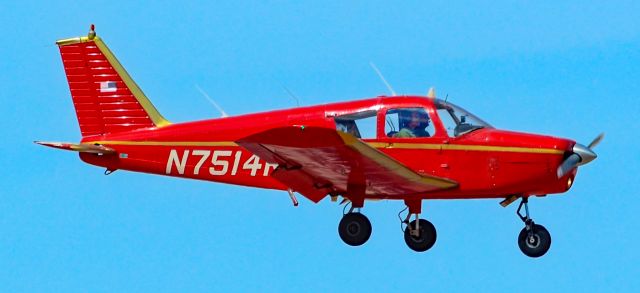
xmin=56 ymin=25 xmax=170 ymax=138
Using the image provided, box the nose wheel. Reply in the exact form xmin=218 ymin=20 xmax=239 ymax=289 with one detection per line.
xmin=516 ymin=197 xmax=551 ymax=257
xmin=518 ymin=224 xmax=551 ymax=257
xmin=338 ymin=212 xmax=372 ymax=246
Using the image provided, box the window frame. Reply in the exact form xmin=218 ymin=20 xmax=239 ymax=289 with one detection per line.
xmin=379 ymin=100 xmax=448 ymax=140
xmin=333 ymin=109 xmax=379 ymax=140
xmin=331 ymin=98 xmax=457 ymax=141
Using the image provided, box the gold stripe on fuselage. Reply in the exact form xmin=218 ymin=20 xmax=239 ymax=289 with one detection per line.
xmin=84 ymin=141 xmax=564 ymax=154
xmin=367 ymin=142 xmax=564 ymax=154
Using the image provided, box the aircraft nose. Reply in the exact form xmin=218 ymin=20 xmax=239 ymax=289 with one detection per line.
xmin=573 ymin=143 xmax=597 ymax=165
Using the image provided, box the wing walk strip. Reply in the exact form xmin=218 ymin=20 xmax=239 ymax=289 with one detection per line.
xmin=83 ymin=140 xmax=564 ymax=154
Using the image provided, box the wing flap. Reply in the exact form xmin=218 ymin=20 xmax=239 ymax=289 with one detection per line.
xmin=271 ymin=167 xmax=332 ymax=203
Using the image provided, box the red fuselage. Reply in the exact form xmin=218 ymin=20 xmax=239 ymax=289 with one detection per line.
xmin=79 ymin=96 xmax=576 ymax=200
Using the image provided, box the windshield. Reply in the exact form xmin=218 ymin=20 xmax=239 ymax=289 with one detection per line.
xmin=434 ymin=99 xmax=492 ymax=137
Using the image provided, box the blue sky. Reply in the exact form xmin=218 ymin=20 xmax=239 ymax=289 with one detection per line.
xmin=1 ymin=0 xmax=639 ymax=292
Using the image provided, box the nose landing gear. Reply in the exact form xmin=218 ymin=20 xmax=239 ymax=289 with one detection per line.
xmin=516 ymin=197 xmax=552 ymax=257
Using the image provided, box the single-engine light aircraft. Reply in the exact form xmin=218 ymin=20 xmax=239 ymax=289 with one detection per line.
xmin=38 ymin=26 xmax=603 ymax=257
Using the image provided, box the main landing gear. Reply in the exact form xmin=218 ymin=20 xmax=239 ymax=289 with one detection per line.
xmin=337 ymin=198 xmax=437 ymax=252
xmin=338 ymin=210 xmax=372 ymax=246
xmin=400 ymin=210 xmax=437 ymax=252
xmin=516 ymin=197 xmax=552 ymax=258
xmin=338 ymin=204 xmax=372 ymax=246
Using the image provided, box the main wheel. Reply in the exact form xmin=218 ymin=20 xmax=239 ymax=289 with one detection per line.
xmin=518 ymin=224 xmax=551 ymax=258
xmin=338 ymin=213 xmax=372 ymax=246
xmin=404 ymin=219 xmax=437 ymax=252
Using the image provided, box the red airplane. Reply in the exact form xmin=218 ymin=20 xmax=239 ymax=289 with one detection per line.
xmin=38 ymin=26 xmax=602 ymax=257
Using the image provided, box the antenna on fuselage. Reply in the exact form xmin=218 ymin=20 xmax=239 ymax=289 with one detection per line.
xmin=195 ymin=84 xmax=229 ymax=118
xmin=369 ymin=62 xmax=397 ymax=96
xmin=281 ymin=84 xmax=301 ymax=107
xmin=427 ymin=87 xmax=436 ymax=98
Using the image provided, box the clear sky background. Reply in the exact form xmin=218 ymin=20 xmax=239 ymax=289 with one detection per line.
xmin=1 ymin=1 xmax=639 ymax=292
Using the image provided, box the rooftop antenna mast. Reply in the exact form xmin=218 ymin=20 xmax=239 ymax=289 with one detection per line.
xmin=281 ymin=85 xmax=300 ymax=107
xmin=369 ymin=62 xmax=397 ymax=96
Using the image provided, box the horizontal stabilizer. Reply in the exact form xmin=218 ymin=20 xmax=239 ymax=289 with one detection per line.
xmin=34 ymin=141 xmax=116 ymax=154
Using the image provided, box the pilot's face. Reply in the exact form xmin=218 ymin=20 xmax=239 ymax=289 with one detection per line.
xmin=409 ymin=112 xmax=421 ymax=128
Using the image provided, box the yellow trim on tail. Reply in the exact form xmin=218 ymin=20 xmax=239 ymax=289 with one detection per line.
xmin=56 ymin=36 xmax=90 ymax=46
xmin=93 ymin=37 xmax=171 ymax=127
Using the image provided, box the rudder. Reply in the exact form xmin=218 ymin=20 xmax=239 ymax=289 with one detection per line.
xmin=57 ymin=25 xmax=170 ymax=138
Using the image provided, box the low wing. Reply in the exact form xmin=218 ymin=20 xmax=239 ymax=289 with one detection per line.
xmin=236 ymin=126 xmax=457 ymax=203
xmin=35 ymin=141 xmax=116 ymax=154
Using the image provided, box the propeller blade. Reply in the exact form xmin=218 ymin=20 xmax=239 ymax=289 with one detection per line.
xmin=588 ymin=133 xmax=605 ymax=149
xmin=557 ymin=153 xmax=581 ymax=178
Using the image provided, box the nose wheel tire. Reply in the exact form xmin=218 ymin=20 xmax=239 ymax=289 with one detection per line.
xmin=518 ymin=224 xmax=551 ymax=258
xmin=338 ymin=213 xmax=372 ymax=246
xmin=404 ymin=219 xmax=437 ymax=252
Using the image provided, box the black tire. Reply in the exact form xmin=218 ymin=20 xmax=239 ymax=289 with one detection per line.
xmin=518 ymin=224 xmax=552 ymax=258
xmin=338 ymin=213 xmax=372 ymax=246
xmin=404 ymin=219 xmax=437 ymax=252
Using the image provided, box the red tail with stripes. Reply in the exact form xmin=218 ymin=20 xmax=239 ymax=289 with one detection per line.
xmin=57 ymin=26 xmax=170 ymax=138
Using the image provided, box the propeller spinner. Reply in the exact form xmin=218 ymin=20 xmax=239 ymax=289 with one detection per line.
xmin=556 ymin=133 xmax=604 ymax=178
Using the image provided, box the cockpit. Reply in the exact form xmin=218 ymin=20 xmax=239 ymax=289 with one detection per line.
xmin=333 ymin=97 xmax=492 ymax=139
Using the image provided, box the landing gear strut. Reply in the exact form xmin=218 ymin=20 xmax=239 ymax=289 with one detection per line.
xmin=338 ymin=205 xmax=372 ymax=246
xmin=516 ymin=197 xmax=551 ymax=258
xmin=400 ymin=200 xmax=437 ymax=252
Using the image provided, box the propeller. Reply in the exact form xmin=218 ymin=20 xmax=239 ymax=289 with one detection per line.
xmin=588 ymin=133 xmax=605 ymax=149
xmin=556 ymin=133 xmax=604 ymax=178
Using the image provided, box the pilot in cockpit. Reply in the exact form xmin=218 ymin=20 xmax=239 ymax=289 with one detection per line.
xmin=394 ymin=109 xmax=430 ymax=138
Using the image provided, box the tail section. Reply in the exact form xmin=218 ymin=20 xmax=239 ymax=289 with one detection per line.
xmin=56 ymin=25 xmax=170 ymax=138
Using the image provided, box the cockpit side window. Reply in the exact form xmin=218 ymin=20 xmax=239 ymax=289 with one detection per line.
xmin=385 ymin=107 xmax=434 ymax=138
xmin=334 ymin=110 xmax=377 ymax=139
xmin=437 ymin=108 xmax=458 ymax=137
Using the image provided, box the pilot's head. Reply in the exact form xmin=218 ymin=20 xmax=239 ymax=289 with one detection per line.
xmin=402 ymin=110 xmax=429 ymax=129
